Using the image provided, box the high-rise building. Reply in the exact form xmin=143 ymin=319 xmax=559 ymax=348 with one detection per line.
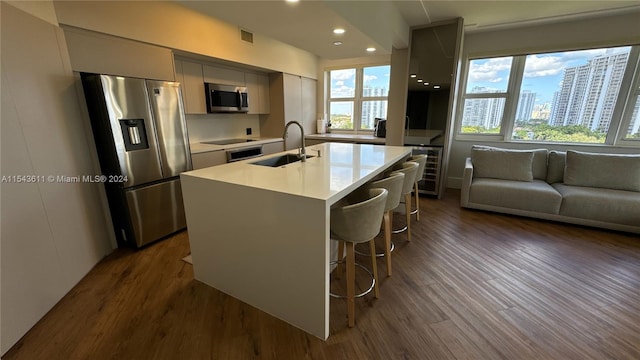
xmin=550 ymin=51 xmax=629 ymax=132
xmin=361 ymin=86 xmax=388 ymax=129
xmin=461 ymin=86 xmax=505 ymax=130
xmin=531 ymin=102 xmax=551 ymax=121
xmin=516 ymin=91 xmax=536 ymax=121
xmin=628 ymin=99 xmax=640 ymax=137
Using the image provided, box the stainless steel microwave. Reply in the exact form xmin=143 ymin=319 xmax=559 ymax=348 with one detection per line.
xmin=205 ymin=83 xmax=248 ymax=113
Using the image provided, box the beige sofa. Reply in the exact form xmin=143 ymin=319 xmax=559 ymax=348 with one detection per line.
xmin=461 ymin=145 xmax=640 ymax=234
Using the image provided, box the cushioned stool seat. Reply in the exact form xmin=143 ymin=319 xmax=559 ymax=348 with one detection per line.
xmin=331 ymin=188 xmax=388 ymax=327
xmin=360 ymin=172 xmax=405 ymax=276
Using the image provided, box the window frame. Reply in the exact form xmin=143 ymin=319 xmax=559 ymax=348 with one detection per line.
xmin=455 ymin=45 xmax=640 ymax=148
xmin=325 ymin=63 xmax=390 ymax=132
xmin=613 ymin=46 xmax=640 ymax=146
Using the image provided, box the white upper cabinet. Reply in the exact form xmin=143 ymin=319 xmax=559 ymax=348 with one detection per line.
xmin=245 ymin=72 xmax=271 ymax=114
xmin=175 ymin=58 xmax=270 ymax=115
xmin=261 ymin=73 xmax=316 ymax=150
xmin=175 ymin=59 xmax=207 ymax=114
xmin=257 ymin=74 xmax=271 ymax=114
xmin=203 ymin=65 xmax=245 ymax=86
xmin=63 ymin=27 xmax=175 ymax=81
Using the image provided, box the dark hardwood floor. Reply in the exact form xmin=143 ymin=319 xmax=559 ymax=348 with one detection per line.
xmin=4 ymin=189 xmax=640 ymax=360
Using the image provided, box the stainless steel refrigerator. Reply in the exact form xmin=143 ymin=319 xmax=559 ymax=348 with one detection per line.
xmin=81 ymin=74 xmax=192 ymax=248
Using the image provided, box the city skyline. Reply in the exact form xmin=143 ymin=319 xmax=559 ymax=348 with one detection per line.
xmin=549 ymin=50 xmax=629 ymax=132
xmin=462 ymin=46 xmax=638 ymax=139
xmin=467 ymin=46 xmax=631 ymax=105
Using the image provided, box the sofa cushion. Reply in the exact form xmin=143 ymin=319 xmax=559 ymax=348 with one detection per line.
xmin=471 ymin=146 xmax=535 ymax=182
xmin=470 ymin=179 xmax=562 ymax=214
xmin=546 ymin=151 xmax=566 ymax=184
xmin=564 ymin=151 xmax=640 ymax=192
xmin=472 ymin=145 xmax=548 ymax=180
xmin=553 ymin=183 xmax=640 ymax=227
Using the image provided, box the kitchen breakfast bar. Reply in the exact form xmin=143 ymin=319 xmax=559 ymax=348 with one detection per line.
xmin=180 ymin=143 xmax=411 ymax=339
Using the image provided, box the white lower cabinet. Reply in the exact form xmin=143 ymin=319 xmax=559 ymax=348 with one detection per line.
xmin=262 ymin=141 xmax=284 ymax=155
xmin=191 ymin=150 xmax=226 ymax=169
xmin=191 ymin=141 xmax=284 ymax=169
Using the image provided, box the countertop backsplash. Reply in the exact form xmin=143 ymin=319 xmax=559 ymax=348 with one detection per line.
xmin=185 ymin=113 xmax=261 ymax=143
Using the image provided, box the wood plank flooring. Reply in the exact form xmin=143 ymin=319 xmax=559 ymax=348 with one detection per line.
xmin=4 ymin=189 xmax=640 ymax=359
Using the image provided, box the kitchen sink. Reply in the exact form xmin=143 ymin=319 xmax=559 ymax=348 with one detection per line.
xmin=250 ymin=154 xmax=314 ymax=167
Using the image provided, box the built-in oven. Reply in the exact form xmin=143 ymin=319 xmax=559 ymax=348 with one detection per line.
xmin=205 ymin=83 xmax=249 ymax=113
xmin=226 ymin=145 xmax=263 ymax=162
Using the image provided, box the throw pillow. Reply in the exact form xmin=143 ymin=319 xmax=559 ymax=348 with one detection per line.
xmin=564 ymin=150 xmax=640 ymax=192
xmin=471 ymin=146 xmax=534 ymax=182
xmin=473 ymin=145 xmax=548 ymax=180
xmin=546 ymin=151 xmax=566 ymax=184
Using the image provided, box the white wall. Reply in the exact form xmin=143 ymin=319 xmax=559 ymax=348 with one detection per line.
xmin=387 ymin=47 xmax=410 ymax=146
xmin=4 ymin=0 xmax=58 ymax=25
xmin=53 ymin=1 xmax=318 ymax=79
xmin=447 ymin=11 xmax=640 ymax=188
xmin=1 ymin=3 xmax=113 ymax=354
xmin=185 ymin=114 xmax=262 ymax=143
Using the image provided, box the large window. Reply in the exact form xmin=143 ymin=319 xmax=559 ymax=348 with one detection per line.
xmin=458 ymin=45 xmax=640 ymax=146
xmin=327 ymin=65 xmax=390 ymax=131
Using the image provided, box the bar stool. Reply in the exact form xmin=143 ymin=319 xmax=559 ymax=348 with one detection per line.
xmin=390 ymin=161 xmax=419 ymax=242
xmin=357 ymin=172 xmax=405 ymax=276
xmin=330 ymin=188 xmax=388 ymax=327
xmin=408 ymin=155 xmax=427 ymax=221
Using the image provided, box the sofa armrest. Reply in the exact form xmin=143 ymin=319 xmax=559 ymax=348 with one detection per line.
xmin=461 ymin=157 xmax=473 ymax=207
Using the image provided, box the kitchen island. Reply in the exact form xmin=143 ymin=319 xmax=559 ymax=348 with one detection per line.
xmin=180 ymin=142 xmax=411 ymax=339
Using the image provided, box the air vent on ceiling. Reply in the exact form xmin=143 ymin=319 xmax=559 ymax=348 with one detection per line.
xmin=240 ymin=29 xmax=254 ymax=44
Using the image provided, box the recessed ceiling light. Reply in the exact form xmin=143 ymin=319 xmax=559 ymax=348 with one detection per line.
xmin=333 ymin=28 xmax=345 ymax=35
xmin=423 ymin=83 xmax=429 ymax=86
xmin=434 ymin=85 xmax=441 ymax=89
xmin=333 ymin=41 xmax=343 ymax=46
xmin=417 ymin=79 xmax=423 ymax=83
xmin=410 ymin=74 xmax=417 ymax=78
xmin=285 ymin=0 xmax=299 ymax=3
xmin=366 ymin=47 xmax=376 ymax=52
xmin=424 ymin=82 xmax=429 ymax=85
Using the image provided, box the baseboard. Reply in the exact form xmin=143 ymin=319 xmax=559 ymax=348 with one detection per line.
xmin=447 ymin=177 xmax=463 ymax=189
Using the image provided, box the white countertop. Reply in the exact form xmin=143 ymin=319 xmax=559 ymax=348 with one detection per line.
xmin=189 ymin=137 xmax=282 ymax=154
xmin=182 ymin=142 xmax=411 ymax=203
xmin=306 ymin=133 xmax=385 ymax=144
xmin=404 ymin=129 xmax=443 ymax=146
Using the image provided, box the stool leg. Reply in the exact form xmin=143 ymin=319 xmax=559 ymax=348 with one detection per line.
xmin=336 ymin=240 xmax=344 ymax=279
xmin=414 ymin=181 xmax=420 ymax=221
xmin=346 ymin=242 xmax=356 ymax=327
xmin=405 ymin=193 xmax=412 ymax=242
xmin=383 ymin=211 xmax=392 ymax=276
xmin=369 ymin=239 xmax=380 ymax=299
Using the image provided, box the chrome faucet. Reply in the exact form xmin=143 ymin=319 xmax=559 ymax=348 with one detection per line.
xmin=283 ymin=121 xmax=306 ymax=162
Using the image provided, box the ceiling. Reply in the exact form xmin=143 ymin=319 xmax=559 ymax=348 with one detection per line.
xmin=175 ymin=0 xmax=640 ymax=60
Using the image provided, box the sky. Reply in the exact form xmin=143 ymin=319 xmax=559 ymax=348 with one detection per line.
xmin=466 ymin=46 xmax=631 ymax=104
xmin=330 ymin=65 xmax=390 ymax=99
